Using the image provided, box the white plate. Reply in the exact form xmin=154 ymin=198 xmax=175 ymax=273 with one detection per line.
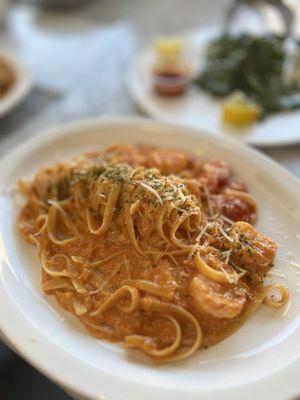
xmin=128 ymin=27 xmax=300 ymax=147
xmin=0 ymin=51 xmax=31 ymax=118
xmin=0 ymin=117 xmax=300 ymax=400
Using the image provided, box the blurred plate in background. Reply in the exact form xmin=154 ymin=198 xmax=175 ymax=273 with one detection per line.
xmin=128 ymin=27 xmax=300 ymax=148
xmin=0 ymin=51 xmax=31 ymax=118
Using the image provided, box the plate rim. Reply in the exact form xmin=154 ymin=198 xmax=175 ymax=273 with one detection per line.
xmin=127 ymin=26 xmax=300 ymax=148
xmin=0 ymin=116 xmax=300 ymax=400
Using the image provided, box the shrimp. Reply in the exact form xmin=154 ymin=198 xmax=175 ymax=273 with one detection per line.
xmin=105 ymin=145 xmax=188 ymax=175
xmin=146 ymin=148 xmax=188 ymax=174
xmin=229 ymin=221 xmax=276 ymax=276
xmin=195 ymin=160 xmax=231 ymax=193
xmin=105 ymin=144 xmax=148 ymax=167
xmin=190 ymin=275 xmax=246 ymax=319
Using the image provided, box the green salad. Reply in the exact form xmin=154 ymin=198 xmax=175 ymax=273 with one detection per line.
xmin=194 ymin=34 xmax=300 ymax=116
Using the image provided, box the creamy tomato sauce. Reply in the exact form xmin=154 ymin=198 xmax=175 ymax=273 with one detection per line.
xmin=17 ymin=144 xmax=288 ymax=363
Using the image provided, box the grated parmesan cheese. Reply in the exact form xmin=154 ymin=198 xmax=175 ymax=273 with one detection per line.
xmin=177 ymin=187 xmax=187 ymax=202
xmin=220 ymin=214 xmax=234 ymax=225
xmin=139 ymin=182 xmax=163 ymax=205
xmin=224 ymin=250 xmax=231 ymax=264
xmin=186 ymin=243 xmax=200 ymax=263
xmin=287 ymin=261 xmax=300 ymax=270
xmin=218 ymin=224 xmax=235 ymax=242
xmin=203 ymin=185 xmax=213 ymax=216
xmin=282 ymin=301 xmax=291 ymax=317
xmin=267 ymin=271 xmax=287 ymax=279
xmin=195 ymin=222 xmax=210 ymax=242
xmin=48 ymin=199 xmax=69 ymax=218
xmin=219 ymin=264 xmax=237 ymax=284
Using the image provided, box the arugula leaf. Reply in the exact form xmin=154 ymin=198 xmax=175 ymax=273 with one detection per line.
xmin=194 ymin=34 xmax=300 ymax=116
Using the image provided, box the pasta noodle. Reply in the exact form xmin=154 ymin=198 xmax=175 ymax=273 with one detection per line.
xmin=17 ymin=144 xmax=289 ymax=363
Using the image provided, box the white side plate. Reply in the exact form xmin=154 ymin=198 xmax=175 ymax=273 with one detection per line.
xmin=0 ymin=51 xmax=31 ymax=118
xmin=0 ymin=117 xmax=300 ymax=400
xmin=128 ymin=27 xmax=300 ymax=147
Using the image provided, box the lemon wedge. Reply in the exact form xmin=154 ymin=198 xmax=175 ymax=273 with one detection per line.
xmin=222 ymin=91 xmax=262 ymax=125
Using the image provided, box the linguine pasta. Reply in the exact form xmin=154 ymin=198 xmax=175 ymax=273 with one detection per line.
xmin=17 ymin=144 xmax=288 ymax=363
